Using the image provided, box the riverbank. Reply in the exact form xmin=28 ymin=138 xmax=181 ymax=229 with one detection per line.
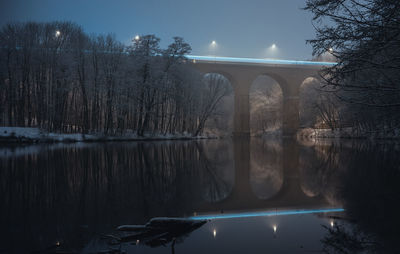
xmin=298 ymin=127 xmax=400 ymax=140
xmin=0 ymin=127 xmax=218 ymax=143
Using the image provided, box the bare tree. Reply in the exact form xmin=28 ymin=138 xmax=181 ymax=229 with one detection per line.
xmin=0 ymin=21 xmax=231 ymax=136
xmin=193 ymin=74 xmax=232 ymax=136
xmin=304 ymin=0 xmax=400 ymax=134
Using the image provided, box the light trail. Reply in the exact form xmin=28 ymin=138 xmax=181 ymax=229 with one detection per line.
xmin=188 ymin=208 xmax=344 ymax=220
xmin=185 ymin=55 xmax=337 ymax=66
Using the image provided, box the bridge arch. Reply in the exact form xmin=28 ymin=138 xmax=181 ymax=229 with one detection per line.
xmin=299 ymin=76 xmax=324 ymax=129
xmin=201 ymin=70 xmax=237 ymax=88
xmin=251 ymin=72 xmax=290 ymax=95
xmin=200 ymin=72 xmax=234 ymax=135
xmin=249 ymin=74 xmax=283 ymax=136
xmin=249 ymin=138 xmax=283 ymax=200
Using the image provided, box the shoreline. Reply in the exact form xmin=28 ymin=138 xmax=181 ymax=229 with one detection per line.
xmin=0 ymin=127 xmax=219 ymax=143
xmin=297 ymin=127 xmax=400 ymax=140
xmin=2 ymin=127 xmax=400 ymax=144
xmin=0 ymin=135 xmax=218 ymax=143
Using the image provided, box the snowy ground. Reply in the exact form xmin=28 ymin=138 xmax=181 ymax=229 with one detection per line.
xmin=0 ymin=127 xmax=217 ymax=143
xmin=298 ymin=127 xmax=400 ymax=140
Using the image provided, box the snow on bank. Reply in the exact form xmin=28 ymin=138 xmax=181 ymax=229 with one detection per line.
xmin=256 ymin=129 xmax=282 ymax=138
xmin=298 ymin=127 xmax=400 ymax=140
xmin=0 ymin=127 xmax=218 ymax=143
xmin=298 ymin=128 xmax=354 ymax=139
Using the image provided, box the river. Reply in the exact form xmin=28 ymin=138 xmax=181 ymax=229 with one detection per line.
xmin=1 ymin=138 xmax=399 ymax=253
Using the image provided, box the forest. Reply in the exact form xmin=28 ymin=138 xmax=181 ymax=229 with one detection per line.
xmin=0 ymin=21 xmax=231 ymax=137
xmin=302 ymin=0 xmax=400 ymax=138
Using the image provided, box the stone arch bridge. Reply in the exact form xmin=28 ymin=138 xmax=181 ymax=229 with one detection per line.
xmin=186 ymin=55 xmax=336 ymax=137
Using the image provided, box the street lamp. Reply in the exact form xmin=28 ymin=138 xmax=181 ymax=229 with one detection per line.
xmin=271 ymin=43 xmax=276 ymax=49
xmin=55 ymin=30 xmax=61 ymax=38
xmin=209 ymin=40 xmax=217 ymax=58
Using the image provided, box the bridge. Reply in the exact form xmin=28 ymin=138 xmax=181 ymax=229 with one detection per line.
xmin=186 ymin=55 xmax=336 ymax=137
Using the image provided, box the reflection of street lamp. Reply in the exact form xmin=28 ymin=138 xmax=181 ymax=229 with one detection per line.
xmin=330 ymin=220 xmax=334 ymax=227
xmin=273 ymin=225 xmax=277 ymax=238
xmin=213 ymin=229 xmax=217 ymax=238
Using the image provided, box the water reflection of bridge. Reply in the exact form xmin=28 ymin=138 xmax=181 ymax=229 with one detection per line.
xmin=192 ymin=138 xmax=331 ymax=214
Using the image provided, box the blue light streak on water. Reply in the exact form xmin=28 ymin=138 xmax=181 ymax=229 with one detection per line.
xmin=188 ymin=208 xmax=344 ymax=220
xmin=185 ymin=55 xmax=337 ymax=66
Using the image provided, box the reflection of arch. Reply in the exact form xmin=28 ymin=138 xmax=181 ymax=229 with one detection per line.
xmin=249 ymin=138 xmax=283 ymax=199
xmin=299 ymin=146 xmax=323 ymax=197
xmin=192 ymin=138 xmax=331 ymax=213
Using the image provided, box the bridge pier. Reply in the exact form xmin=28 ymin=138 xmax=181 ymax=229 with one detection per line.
xmin=233 ymin=84 xmax=251 ymax=137
xmin=231 ymin=80 xmax=301 ymax=138
xmin=282 ymin=96 xmax=300 ymax=137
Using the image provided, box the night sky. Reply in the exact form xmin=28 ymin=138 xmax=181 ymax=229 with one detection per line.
xmin=0 ymin=0 xmax=317 ymax=60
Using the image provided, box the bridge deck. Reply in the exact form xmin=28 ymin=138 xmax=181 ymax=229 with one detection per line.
xmin=185 ymin=55 xmax=336 ymax=67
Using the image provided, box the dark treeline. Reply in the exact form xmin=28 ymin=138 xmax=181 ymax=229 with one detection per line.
xmin=0 ymin=21 xmax=230 ymax=136
xmin=306 ymin=141 xmax=400 ymax=254
xmin=304 ymin=0 xmax=400 ymax=135
xmin=0 ymin=141 xmax=233 ymax=252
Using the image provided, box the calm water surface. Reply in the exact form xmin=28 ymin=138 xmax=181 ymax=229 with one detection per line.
xmin=1 ymin=138 xmax=399 ymax=253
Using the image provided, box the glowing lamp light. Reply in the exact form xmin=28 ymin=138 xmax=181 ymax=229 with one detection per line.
xmin=271 ymin=43 xmax=276 ymax=49
xmin=213 ymin=229 xmax=217 ymax=237
xmin=56 ymin=241 xmax=60 ymax=246
xmin=330 ymin=221 xmax=334 ymax=227
xmin=55 ymin=30 xmax=61 ymax=37
xmin=211 ymin=40 xmax=217 ymax=45
xmin=136 ymin=239 xmax=140 ymax=245
xmin=273 ymin=225 xmax=277 ymax=233
xmin=328 ymin=47 xmax=333 ymax=53
xmin=134 ymin=35 xmax=140 ymax=41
